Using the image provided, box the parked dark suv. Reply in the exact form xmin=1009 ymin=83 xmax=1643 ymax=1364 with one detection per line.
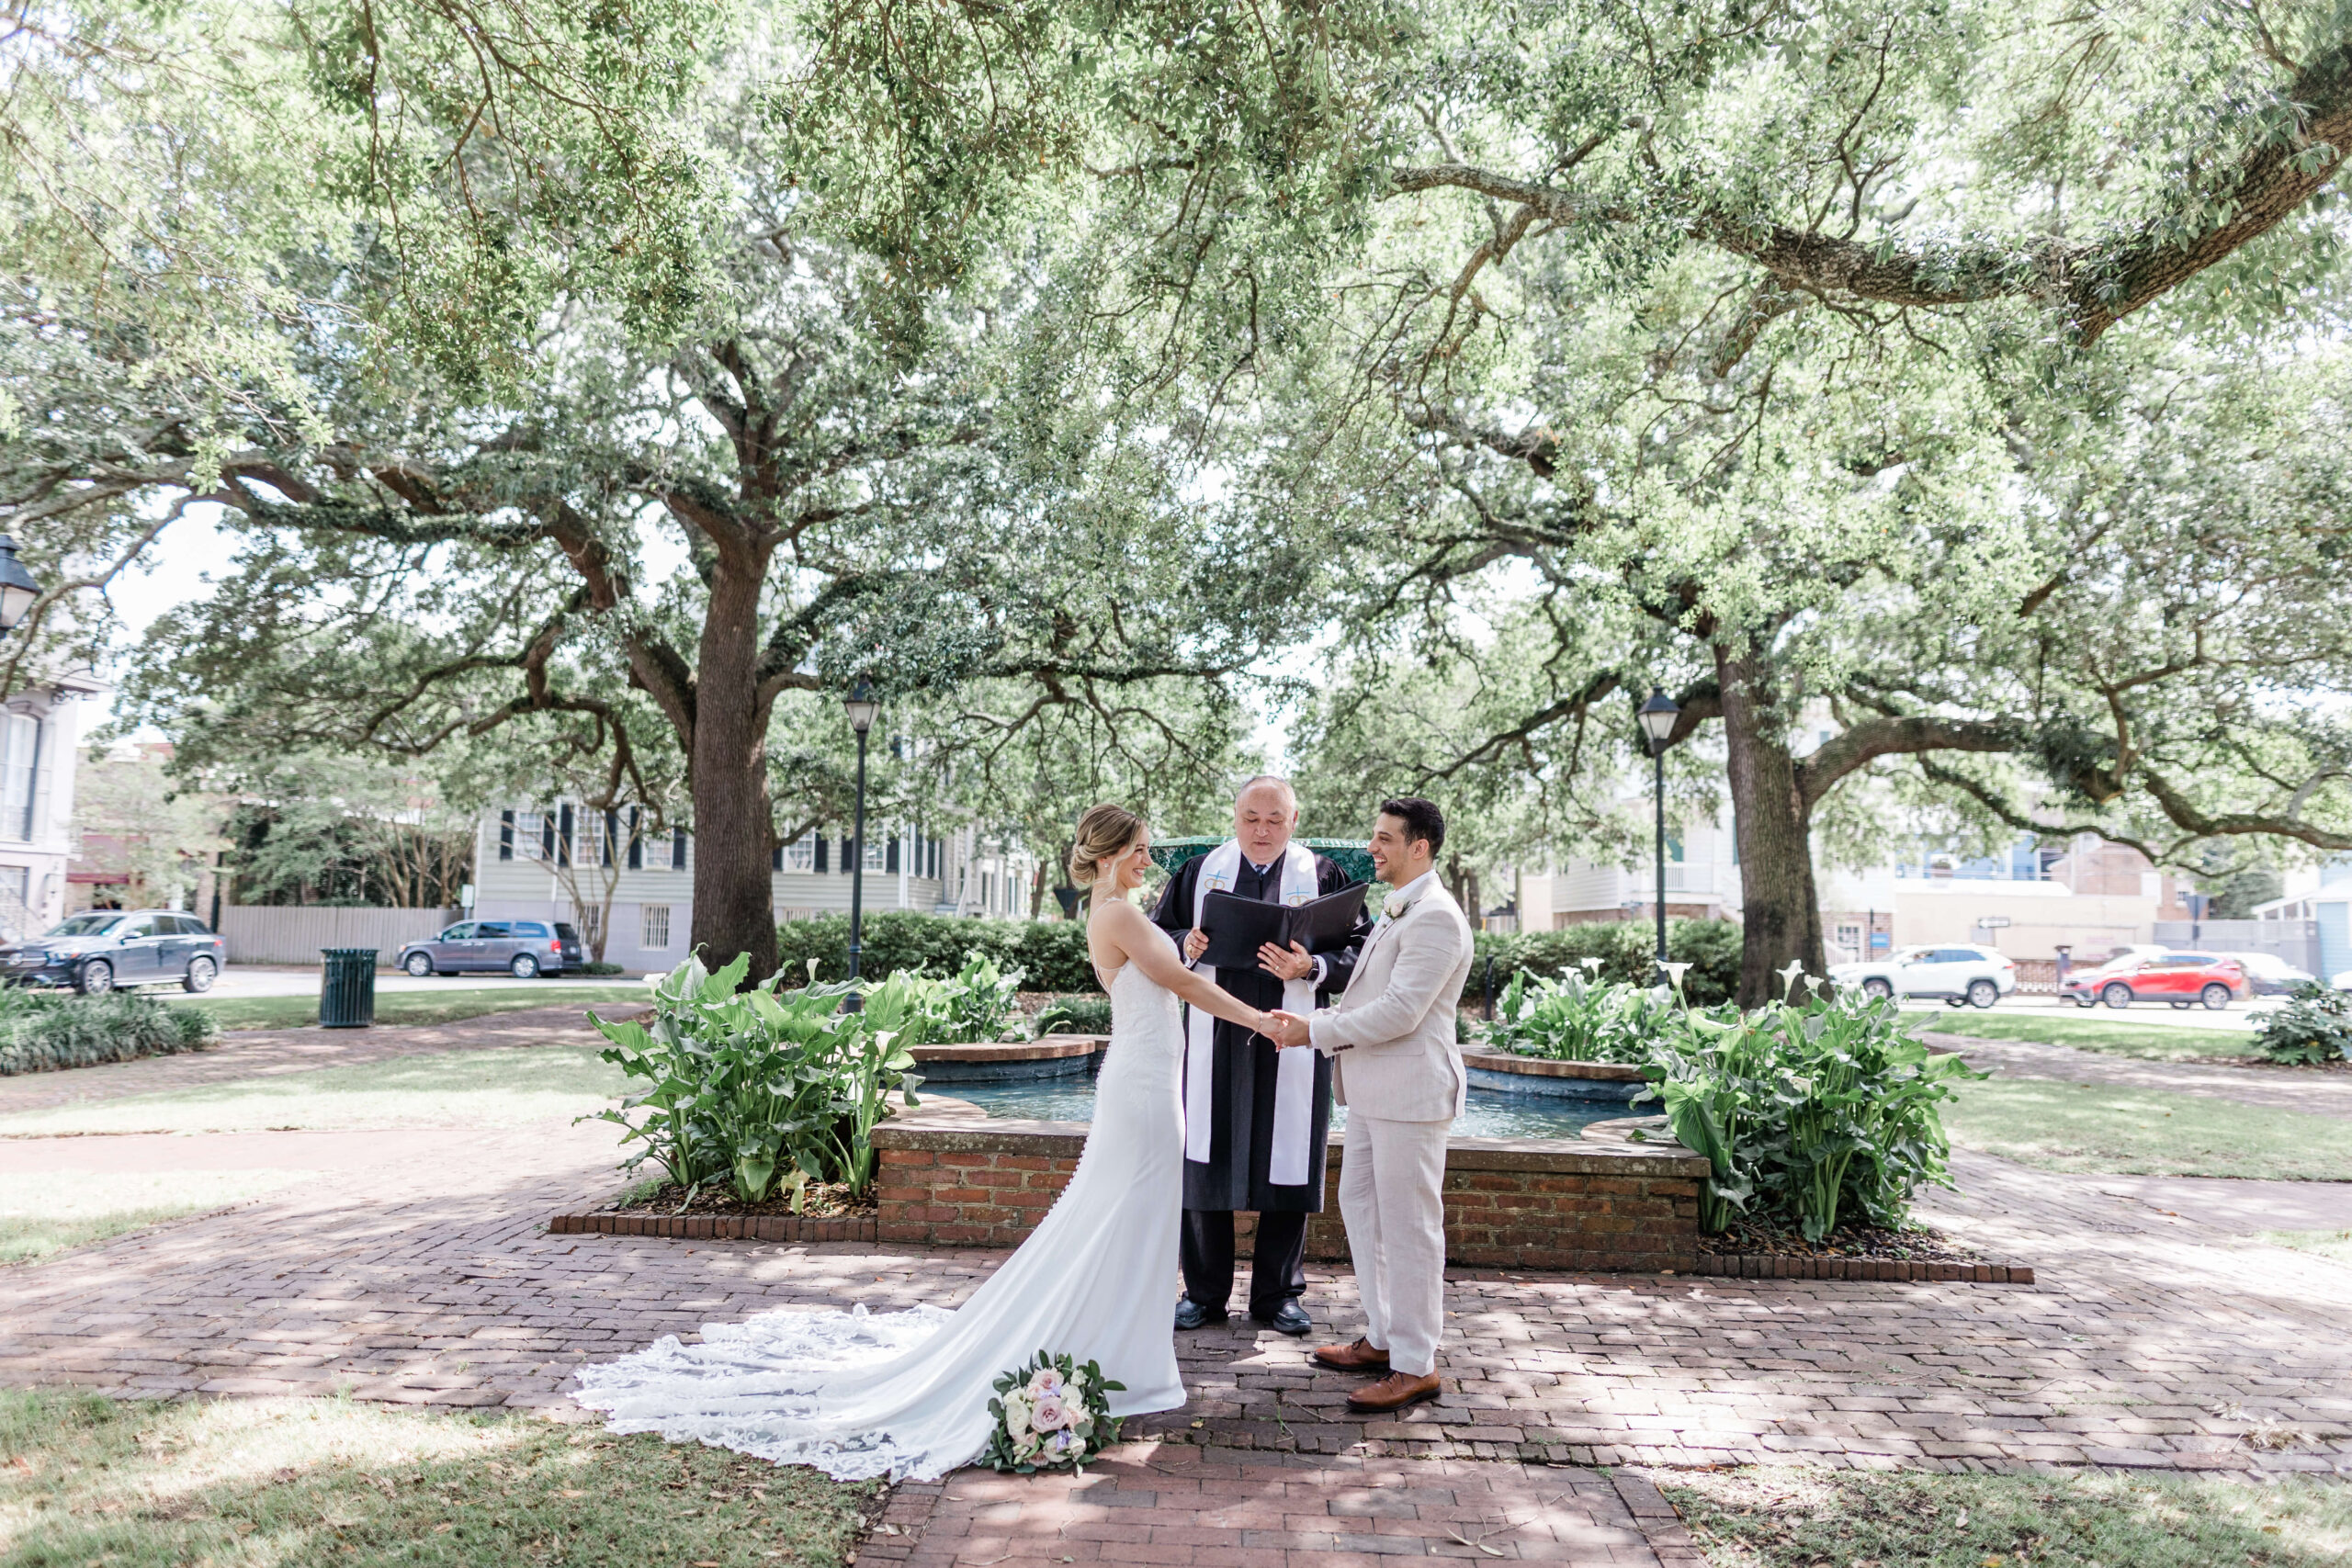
xmin=0 ymin=909 xmax=227 ymax=994
xmin=394 ymin=919 xmax=582 ymax=978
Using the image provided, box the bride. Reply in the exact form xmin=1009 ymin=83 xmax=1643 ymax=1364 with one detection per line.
xmin=571 ymin=803 xmax=1275 ymax=1481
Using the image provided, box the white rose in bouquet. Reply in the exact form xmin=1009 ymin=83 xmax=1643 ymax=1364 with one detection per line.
xmin=1001 ymin=1390 xmax=1033 ymax=1436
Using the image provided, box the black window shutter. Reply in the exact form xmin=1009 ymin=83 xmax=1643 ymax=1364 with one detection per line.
xmin=541 ymin=811 xmax=557 ymax=860
xmin=557 ymin=805 xmax=573 ymax=864
xmin=499 ymin=810 xmax=514 ymax=862
xmin=605 ymin=809 xmax=619 ymax=866
xmin=814 ymin=836 xmax=829 ymax=874
xmin=772 ymin=842 xmax=784 ymax=870
xmin=886 ymin=837 xmax=899 ymax=873
xmin=673 ymin=829 xmax=687 ymax=869
xmin=628 ymin=808 xmax=642 ymax=870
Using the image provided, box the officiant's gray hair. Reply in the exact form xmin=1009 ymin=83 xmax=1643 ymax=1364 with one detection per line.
xmin=1235 ymin=774 xmax=1296 ymax=807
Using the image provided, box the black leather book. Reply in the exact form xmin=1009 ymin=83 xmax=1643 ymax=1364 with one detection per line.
xmin=1196 ymin=881 xmax=1371 ymax=971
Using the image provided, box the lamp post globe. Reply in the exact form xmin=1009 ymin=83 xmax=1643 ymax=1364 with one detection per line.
xmin=0 ymin=536 xmax=43 ymax=632
xmin=1636 ymin=687 xmax=1679 ymax=754
xmin=1636 ymin=687 xmax=1679 ymax=983
xmin=842 ymin=679 xmax=878 ymax=1010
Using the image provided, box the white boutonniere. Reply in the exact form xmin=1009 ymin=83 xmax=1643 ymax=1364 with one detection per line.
xmin=1382 ymin=891 xmax=1415 ymax=919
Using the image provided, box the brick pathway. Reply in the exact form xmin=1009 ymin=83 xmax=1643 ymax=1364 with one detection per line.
xmin=863 ymin=1445 xmax=1705 ymax=1566
xmin=0 ymin=1020 xmax=2347 ymax=1564
xmin=1927 ymin=1031 xmax=2352 ymax=1119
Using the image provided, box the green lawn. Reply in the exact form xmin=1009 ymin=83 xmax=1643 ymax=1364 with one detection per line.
xmin=1907 ymin=1007 xmax=2260 ymax=1062
xmin=1661 ymin=1467 xmax=2352 ymax=1568
xmin=0 ymin=1388 xmax=875 ymax=1567
xmin=0 ymin=1169 xmax=308 ymax=1264
xmin=0 ymin=1045 xmax=626 ymax=1136
xmin=2260 ymin=1228 xmax=2352 ymax=1267
xmin=1940 ymin=1077 xmax=2352 ymax=1180
xmin=172 ymin=985 xmax=642 ymax=1032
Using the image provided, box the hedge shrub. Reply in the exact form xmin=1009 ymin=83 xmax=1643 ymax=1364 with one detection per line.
xmin=1472 ymin=919 xmax=1743 ymax=1008
xmin=776 ymin=910 xmax=1747 ymax=1003
xmin=776 ymin=912 xmax=1100 ymax=993
xmin=0 ymin=989 xmax=220 ymax=1076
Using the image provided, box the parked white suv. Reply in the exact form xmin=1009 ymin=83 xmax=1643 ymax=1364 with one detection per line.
xmin=1828 ymin=944 xmax=2018 ymax=1008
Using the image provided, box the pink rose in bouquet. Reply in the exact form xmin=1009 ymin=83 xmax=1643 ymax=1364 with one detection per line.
xmin=1031 ymin=1395 xmax=1068 ymax=1433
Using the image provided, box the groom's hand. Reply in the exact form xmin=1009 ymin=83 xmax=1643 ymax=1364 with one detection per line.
xmin=1258 ymin=941 xmax=1313 ymax=982
xmin=1265 ymin=1010 xmax=1313 ymax=1048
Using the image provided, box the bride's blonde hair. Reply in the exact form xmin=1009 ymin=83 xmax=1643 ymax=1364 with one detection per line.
xmin=1069 ymin=804 xmax=1147 ymax=889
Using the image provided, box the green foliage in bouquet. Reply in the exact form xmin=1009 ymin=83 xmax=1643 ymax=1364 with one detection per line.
xmin=980 ymin=1351 xmax=1124 ymax=1474
xmin=581 ymin=953 xmax=922 ymax=1207
xmin=2256 ymin=984 xmax=2352 ymax=1066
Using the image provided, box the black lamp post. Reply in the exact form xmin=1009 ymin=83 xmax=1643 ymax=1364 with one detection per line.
xmin=842 ymin=679 xmax=880 ymax=1010
xmin=0 ymin=536 xmax=43 ymax=633
xmin=1636 ymin=687 xmax=1680 ymax=983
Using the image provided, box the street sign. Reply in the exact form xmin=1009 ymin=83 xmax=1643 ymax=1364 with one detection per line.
xmin=1976 ymin=915 xmax=2012 ymax=929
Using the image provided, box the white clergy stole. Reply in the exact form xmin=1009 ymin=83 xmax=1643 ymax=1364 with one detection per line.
xmin=1185 ymin=839 xmax=1320 ymax=1186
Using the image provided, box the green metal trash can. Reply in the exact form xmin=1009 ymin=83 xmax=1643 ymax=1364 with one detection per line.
xmin=320 ymin=948 xmax=379 ymax=1029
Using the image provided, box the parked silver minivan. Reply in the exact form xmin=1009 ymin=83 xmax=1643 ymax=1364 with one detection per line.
xmin=394 ymin=919 xmax=582 ymax=978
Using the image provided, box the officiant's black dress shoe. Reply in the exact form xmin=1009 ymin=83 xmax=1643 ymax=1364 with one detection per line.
xmin=1252 ymin=1301 xmax=1313 ymax=1337
xmin=1174 ymin=1298 xmax=1229 ymax=1330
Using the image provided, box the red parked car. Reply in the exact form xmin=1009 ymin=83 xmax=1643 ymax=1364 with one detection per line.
xmin=2061 ymin=951 xmax=2247 ymax=1010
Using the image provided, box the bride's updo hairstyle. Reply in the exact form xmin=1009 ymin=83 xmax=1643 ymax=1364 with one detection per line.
xmin=1069 ymin=804 xmax=1147 ymax=889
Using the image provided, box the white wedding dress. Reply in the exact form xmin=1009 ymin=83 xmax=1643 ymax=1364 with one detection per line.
xmin=571 ymin=960 xmax=1187 ymax=1481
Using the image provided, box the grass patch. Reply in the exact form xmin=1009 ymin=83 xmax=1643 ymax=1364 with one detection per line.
xmin=0 ymin=1387 xmax=876 ymax=1566
xmin=0 ymin=1169 xmax=307 ymax=1264
xmin=1906 ymin=1008 xmax=2259 ymax=1062
xmin=1661 ymin=1466 xmax=2352 ymax=1567
xmin=173 ymin=986 xmax=640 ymax=1033
xmin=1941 ymin=1077 xmax=2352 ymax=1180
xmin=0 ymin=1046 xmax=625 ymax=1136
xmin=2261 ymin=1228 xmax=2352 ymax=1267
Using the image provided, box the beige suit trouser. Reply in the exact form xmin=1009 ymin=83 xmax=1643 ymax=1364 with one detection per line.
xmin=1337 ymin=1110 xmax=1453 ymax=1377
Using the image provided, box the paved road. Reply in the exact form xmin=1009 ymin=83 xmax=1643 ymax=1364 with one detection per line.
xmin=151 ymin=965 xmax=651 ymax=1002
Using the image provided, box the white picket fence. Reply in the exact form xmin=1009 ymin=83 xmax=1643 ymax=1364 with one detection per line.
xmin=218 ymin=906 xmax=456 ymax=966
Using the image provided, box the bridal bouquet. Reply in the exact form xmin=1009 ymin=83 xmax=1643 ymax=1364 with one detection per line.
xmin=980 ymin=1351 xmax=1124 ymax=1473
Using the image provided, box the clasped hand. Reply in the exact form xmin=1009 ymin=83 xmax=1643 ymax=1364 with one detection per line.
xmin=1259 ymin=1010 xmax=1312 ymax=1048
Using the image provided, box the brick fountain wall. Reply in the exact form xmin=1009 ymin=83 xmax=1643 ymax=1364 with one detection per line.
xmin=868 ymin=1114 xmax=1709 ymax=1273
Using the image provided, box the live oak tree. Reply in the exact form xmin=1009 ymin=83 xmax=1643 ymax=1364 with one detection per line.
xmin=9 ymin=0 xmax=1317 ymax=981
xmin=1265 ymin=0 xmax=2352 ymax=999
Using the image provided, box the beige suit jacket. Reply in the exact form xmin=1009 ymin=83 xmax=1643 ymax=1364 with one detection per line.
xmin=1308 ymin=879 xmax=1474 ymax=1122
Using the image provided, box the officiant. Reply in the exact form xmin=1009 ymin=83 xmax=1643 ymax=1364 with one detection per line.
xmin=1151 ymin=774 xmax=1372 ymax=1337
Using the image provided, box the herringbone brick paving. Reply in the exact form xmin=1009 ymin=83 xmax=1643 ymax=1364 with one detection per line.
xmin=3 ymin=1010 xmax=2346 ymax=1565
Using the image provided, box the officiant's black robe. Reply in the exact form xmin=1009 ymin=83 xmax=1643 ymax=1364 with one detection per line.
xmin=1151 ymin=850 xmax=1371 ymax=1214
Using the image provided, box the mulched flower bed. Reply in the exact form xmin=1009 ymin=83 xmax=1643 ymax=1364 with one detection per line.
xmin=1702 ymin=1216 xmax=1982 ymax=1264
xmin=1693 ymin=1216 xmax=2033 ymax=1284
xmin=600 ymin=1180 xmax=876 ymax=1221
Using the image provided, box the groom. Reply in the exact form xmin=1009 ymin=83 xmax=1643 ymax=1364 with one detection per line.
xmin=1152 ymin=774 xmax=1371 ymax=1337
xmin=1268 ymin=796 xmax=1472 ymax=1413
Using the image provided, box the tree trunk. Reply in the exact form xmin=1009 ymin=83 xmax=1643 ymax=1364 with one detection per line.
xmin=688 ymin=548 xmax=783 ymax=984
xmin=1715 ymin=643 xmax=1826 ymax=1007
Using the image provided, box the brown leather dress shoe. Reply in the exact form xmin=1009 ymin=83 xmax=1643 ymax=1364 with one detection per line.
xmin=1346 ymin=1369 xmax=1442 ymax=1413
xmin=1313 ymin=1337 xmax=1390 ymax=1372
